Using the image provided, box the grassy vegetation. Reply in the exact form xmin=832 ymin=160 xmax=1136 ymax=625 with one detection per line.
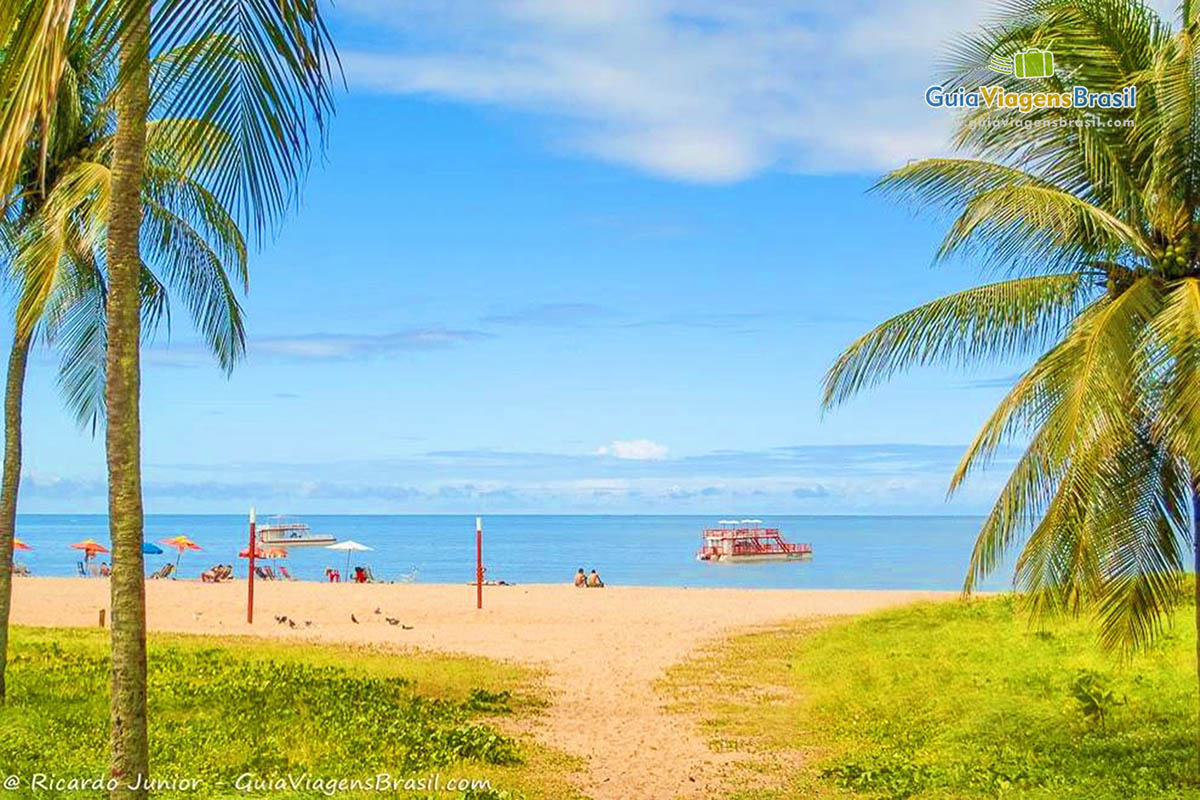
xmin=662 ymin=595 xmax=1198 ymax=799
xmin=0 ymin=627 xmax=583 ymax=799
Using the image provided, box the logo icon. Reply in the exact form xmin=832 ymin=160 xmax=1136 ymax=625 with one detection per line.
xmin=988 ymin=48 xmax=1054 ymax=79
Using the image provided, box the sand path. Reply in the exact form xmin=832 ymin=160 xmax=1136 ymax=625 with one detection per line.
xmin=11 ymin=579 xmax=950 ymax=799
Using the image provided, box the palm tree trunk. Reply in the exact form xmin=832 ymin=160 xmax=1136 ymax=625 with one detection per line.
xmin=106 ymin=3 xmax=151 ymax=796
xmin=0 ymin=328 xmax=32 ymax=704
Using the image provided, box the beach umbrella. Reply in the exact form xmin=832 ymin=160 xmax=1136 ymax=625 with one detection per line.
xmin=326 ymin=540 xmax=372 ymax=577
xmin=142 ymin=542 xmax=163 ymax=555
xmin=238 ymin=545 xmax=288 ymax=559
xmin=238 ymin=545 xmax=288 ymax=580
xmin=13 ymin=538 xmax=31 ymax=551
xmin=159 ymin=535 xmax=202 ymax=571
xmin=70 ymin=538 xmax=109 ymax=559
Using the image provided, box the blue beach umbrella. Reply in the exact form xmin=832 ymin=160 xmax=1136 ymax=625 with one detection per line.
xmin=142 ymin=542 xmax=163 ymax=555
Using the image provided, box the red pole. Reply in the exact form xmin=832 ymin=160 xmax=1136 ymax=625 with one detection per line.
xmin=247 ymin=507 xmax=256 ymax=624
xmin=475 ymin=516 xmax=482 ymax=610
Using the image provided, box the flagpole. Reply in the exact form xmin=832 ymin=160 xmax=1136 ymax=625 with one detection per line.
xmin=247 ymin=507 xmax=256 ymax=623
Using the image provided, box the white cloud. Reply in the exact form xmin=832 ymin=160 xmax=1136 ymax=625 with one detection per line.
xmin=252 ymin=329 xmax=488 ymax=360
xmin=336 ymin=0 xmax=1001 ymax=180
xmin=337 ymin=0 xmax=1184 ymax=181
xmin=596 ymin=438 xmax=669 ymax=460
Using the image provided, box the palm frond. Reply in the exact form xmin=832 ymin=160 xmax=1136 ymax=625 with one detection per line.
xmin=958 ymin=277 xmax=1162 ymax=592
xmin=823 ymin=273 xmax=1094 ymax=409
xmin=13 ymin=159 xmax=111 ymax=336
xmin=1150 ymin=278 xmax=1200 ymax=461
xmin=0 ymin=0 xmax=78 ymax=195
xmin=140 ymin=196 xmax=245 ymax=372
xmin=878 ymin=159 xmax=1148 ymax=273
xmin=961 ymin=424 xmax=1065 ymax=595
xmin=1091 ymin=432 xmax=1187 ymax=653
xmin=149 ymin=0 xmax=340 ymax=238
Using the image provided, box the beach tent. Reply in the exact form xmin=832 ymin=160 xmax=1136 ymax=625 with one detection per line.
xmin=159 ymin=535 xmax=202 ymax=571
xmin=326 ymin=540 xmax=372 ymax=578
xmin=13 ymin=538 xmax=30 ymax=551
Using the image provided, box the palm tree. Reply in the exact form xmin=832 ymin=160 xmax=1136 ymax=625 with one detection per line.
xmin=0 ymin=3 xmax=251 ymax=704
xmin=0 ymin=1 xmax=336 ymax=792
xmin=823 ymin=0 xmax=1200 ymax=720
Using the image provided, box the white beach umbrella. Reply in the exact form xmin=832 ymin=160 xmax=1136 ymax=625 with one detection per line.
xmin=326 ymin=540 xmax=373 ymax=578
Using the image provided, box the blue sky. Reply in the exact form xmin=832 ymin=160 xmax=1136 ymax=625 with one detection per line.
xmin=17 ymin=0 xmax=1170 ymax=514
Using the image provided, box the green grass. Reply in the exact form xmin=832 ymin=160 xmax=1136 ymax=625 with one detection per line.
xmin=661 ymin=595 xmax=1198 ymax=800
xmin=0 ymin=627 xmax=583 ymax=799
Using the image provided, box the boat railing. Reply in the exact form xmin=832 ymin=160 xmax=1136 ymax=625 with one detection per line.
xmin=700 ymin=527 xmax=812 ymax=556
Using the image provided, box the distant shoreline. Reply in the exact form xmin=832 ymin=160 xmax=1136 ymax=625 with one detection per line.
xmin=14 ymin=511 xmax=990 ymax=518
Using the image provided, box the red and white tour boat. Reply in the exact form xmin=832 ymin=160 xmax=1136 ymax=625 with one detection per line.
xmin=696 ymin=519 xmax=813 ymax=563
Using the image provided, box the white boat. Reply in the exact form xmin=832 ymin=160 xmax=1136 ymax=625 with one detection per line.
xmin=257 ymin=519 xmax=338 ymax=547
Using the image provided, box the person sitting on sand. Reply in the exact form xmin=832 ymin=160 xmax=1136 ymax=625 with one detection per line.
xmin=573 ymin=568 xmax=586 ymax=587
xmin=98 ymin=562 xmax=111 ymax=577
xmin=587 ymin=569 xmax=604 ymax=588
xmin=203 ymin=564 xmax=230 ymax=583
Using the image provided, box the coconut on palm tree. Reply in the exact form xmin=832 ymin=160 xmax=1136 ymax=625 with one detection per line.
xmin=0 ymin=2 xmax=251 ymax=704
xmin=0 ymin=0 xmax=336 ymax=792
xmin=825 ymin=0 xmax=1200 ymax=697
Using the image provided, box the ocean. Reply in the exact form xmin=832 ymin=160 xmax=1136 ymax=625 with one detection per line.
xmin=10 ymin=514 xmax=1014 ymax=591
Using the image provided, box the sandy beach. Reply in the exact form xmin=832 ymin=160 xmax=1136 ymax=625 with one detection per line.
xmin=11 ymin=578 xmax=952 ymax=799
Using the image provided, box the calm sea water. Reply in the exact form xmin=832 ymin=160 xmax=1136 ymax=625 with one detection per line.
xmin=9 ymin=514 xmax=1012 ymax=591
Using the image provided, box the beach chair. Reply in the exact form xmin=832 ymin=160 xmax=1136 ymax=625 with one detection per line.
xmin=279 ymin=566 xmax=296 ymax=581
xmin=149 ymin=563 xmax=174 ymax=580
xmin=364 ymin=566 xmax=382 ymax=583
xmin=13 ymin=563 xmax=30 ymax=577
xmin=77 ymin=561 xmax=87 ymax=577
